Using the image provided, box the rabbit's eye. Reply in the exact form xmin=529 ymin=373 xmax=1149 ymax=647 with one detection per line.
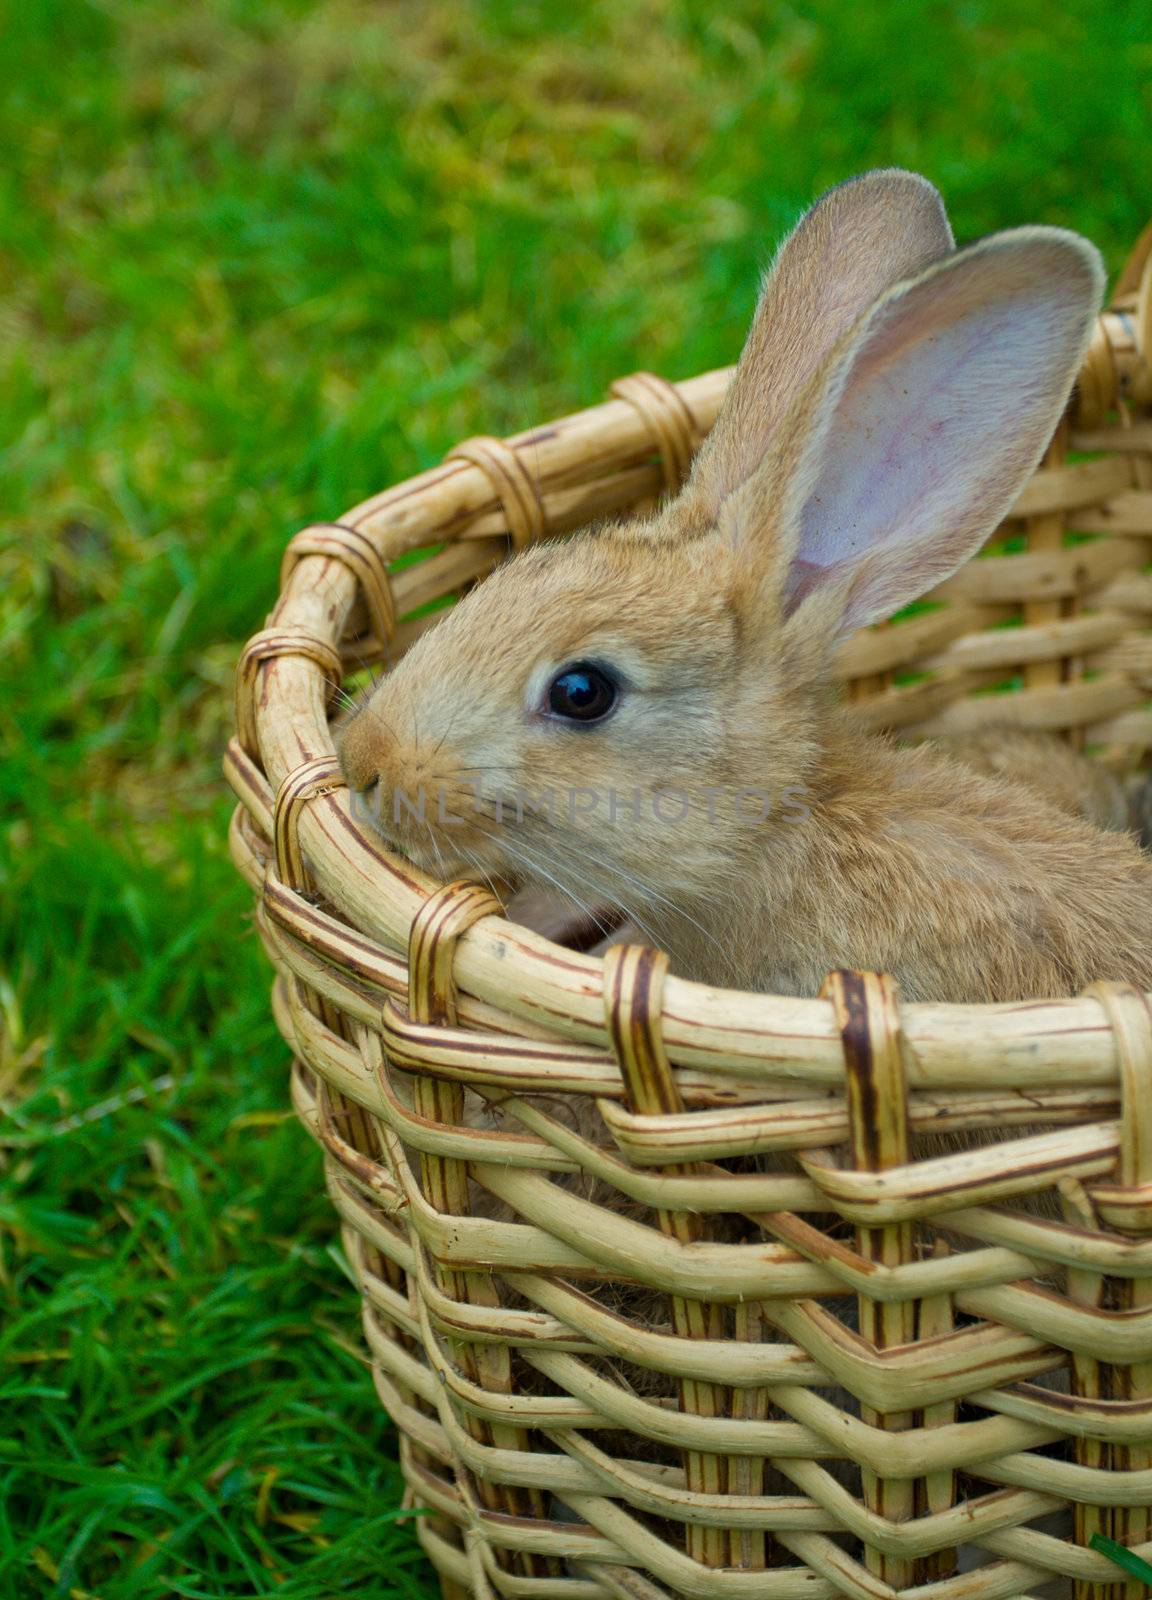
xmin=546 ymin=662 xmax=618 ymax=724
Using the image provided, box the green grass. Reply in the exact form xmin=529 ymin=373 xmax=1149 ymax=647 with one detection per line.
xmin=3 ymin=1 xmax=1152 ymax=1593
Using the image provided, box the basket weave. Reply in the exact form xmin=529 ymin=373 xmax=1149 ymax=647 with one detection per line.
xmin=226 ymin=222 xmax=1152 ymax=1600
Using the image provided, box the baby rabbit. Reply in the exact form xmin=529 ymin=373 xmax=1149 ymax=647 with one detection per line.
xmin=339 ymin=168 xmax=1152 ymax=1004
xmin=932 ymin=726 xmax=1131 ymax=831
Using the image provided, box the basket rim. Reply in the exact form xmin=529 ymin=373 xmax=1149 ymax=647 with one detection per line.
xmin=227 ymin=364 xmax=1150 ymax=1093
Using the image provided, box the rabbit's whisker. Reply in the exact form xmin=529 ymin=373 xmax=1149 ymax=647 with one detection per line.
xmin=420 ymin=819 xmax=449 ymax=884
xmin=478 ymin=830 xmax=615 ymax=941
xmin=331 ymin=682 xmax=403 ymax=749
xmin=470 ymin=819 xmax=657 ymax=948
xmin=567 ymin=837 xmax=734 ymax=971
xmin=427 ymin=698 xmax=472 ymax=770
xmin=457 ymin=844 xmax=514 ymax=910
xmin=468 ymin=821 xmax=630 ymax=940
xmin=462 ymin=798 xmax=661 ymax=939
xmin=471 ymin=793 xmax=732 ymax=968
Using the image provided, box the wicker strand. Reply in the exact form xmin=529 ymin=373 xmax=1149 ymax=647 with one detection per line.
xmin=827 ymin=969 xmax=930 ymax=1590
xmin=271 ymin=755 xmax=402 ymax=1515
xmin=1022 ymin=421 xmax=1077 ymax=706
xmin=271 ymin=755 xmax=352 ymax=1043
xmin=272 ymin=756 xmax=346 ymax=893
xmin=1078 ymin=984 xmax=1152 ymax=1600
xmin=445 ymin=436 xmax=546 ymax=550
xmin=234 ymin=628 xmax=343 ymax=759
xmin=408 ymin=880 xmax=505 ymax=1026
xmin=281 ymin=522 xmax=398 ymax=646
xmin=610 ymin=371 xmax=702 ymax=496
xmin=405 ymin=881 xmax=551 ymax=1573
xmin=603 ymin=944 xmax=741 ymax=1572
xmin=1076 ymin=318 xmax=1122 ymax=430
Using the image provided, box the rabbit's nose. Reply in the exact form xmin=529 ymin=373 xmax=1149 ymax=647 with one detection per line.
xmin=336 ymin=706 xmax=394 ymax=793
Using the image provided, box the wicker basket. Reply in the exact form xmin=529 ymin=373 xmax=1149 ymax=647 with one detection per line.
xmin=226 ymin=221 xmax=1152 ymax=1600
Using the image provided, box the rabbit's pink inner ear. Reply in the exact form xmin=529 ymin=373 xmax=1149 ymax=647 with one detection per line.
xmin=680 ymin=169 xmax=954 ymax=522
xmin=779 ymin=228 xmax=1104 ymax=641
xmin=781 ymin=559 xmax=829 ymax=614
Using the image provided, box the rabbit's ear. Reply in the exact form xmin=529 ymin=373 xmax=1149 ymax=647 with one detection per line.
xmin=680 ymin=169 xmax=954 ymax=524
xmin=736 ymin=227 xmax=1104 ymax=642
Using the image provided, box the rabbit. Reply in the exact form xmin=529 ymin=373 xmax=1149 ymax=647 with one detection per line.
xmin=338 ymin=166 xmax=1152 ymax=1006
xmin=502 ymin=725 xmax=1137 ymax=959
xmin=930 ymin=726 xmax=1131 ymax=831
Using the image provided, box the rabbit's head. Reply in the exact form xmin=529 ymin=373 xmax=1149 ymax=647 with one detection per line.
xmin=338 ymin=170 xmax=1102 ymax=930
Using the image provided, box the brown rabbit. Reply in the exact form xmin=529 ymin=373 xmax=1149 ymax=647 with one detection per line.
xmin=339 ymin=168 xmax=1152 ymax=1004
xmin=937 ymin=726 xmax=1131 ymax=831
xmin=504 ymin=723 xmax=1137 ymax=954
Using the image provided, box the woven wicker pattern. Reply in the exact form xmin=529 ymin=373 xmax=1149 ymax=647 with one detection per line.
xmin=226 ymin=230 xmax=1152 ymax=1600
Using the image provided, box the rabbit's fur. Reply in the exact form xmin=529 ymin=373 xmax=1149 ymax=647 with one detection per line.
xmin=340 ymin=168 xmax=1152 ymax=1004
xmin=939 ymin=725 xmax=1131 ymax=831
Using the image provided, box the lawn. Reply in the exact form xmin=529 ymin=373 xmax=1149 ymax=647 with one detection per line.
xmin=3 ymin=1 xmax=1152 ymax=1594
